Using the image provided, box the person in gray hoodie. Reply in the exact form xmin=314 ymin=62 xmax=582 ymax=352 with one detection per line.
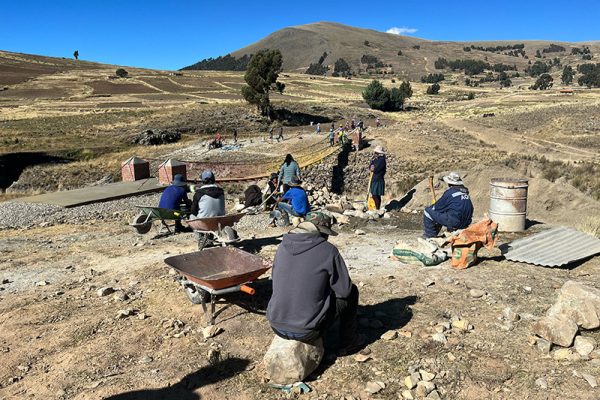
xmin=267 ymin=212 xmax=362 ymax=355
xmin=190 ymin=170 xmax=225 ymax=219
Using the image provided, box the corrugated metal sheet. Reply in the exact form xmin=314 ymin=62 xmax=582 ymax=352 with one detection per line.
xmin=502 ymin=227 xmax=600 ymax=267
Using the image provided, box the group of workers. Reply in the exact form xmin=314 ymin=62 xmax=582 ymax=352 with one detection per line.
xmin=157 ymin=142 xmax=474 ymax=357
xmin=157 ymin=170 xmax=226 ymax=233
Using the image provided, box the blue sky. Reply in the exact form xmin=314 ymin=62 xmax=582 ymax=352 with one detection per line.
xmin=2 ymin=0 xmax=599 ymax=70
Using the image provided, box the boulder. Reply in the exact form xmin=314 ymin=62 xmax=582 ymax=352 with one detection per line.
xmin=547 ymin=281 xmax=600 ymax=330
xmin=263 ymin=336 xmax=324 ymax=384
xmin=532 ymin=315 xmax=578 ymax=347
xmin=574 ymin=336 xmax=596 ymax=357
xmin=325 ymin=204 xmax=344 ymax=214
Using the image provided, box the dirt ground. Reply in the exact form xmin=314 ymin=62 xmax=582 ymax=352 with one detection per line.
xmin=1 ymin=209 xmax=600 ymax=400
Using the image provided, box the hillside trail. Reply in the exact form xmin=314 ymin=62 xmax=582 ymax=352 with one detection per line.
xmin=442 ymin=118 xmax=598 ymax=162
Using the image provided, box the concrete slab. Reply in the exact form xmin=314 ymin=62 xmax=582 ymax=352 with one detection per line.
xmin=15 ymin=178 xmax=163 ymax=208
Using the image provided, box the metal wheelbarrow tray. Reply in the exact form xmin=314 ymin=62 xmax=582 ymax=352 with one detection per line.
xmin=164 ymin=247 xmax=271 ymax=325
xmin=184 ymin=213 xmax=246 ymax=250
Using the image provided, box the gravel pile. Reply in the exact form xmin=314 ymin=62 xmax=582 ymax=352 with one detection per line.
xmin=0 ymin=193 xmax=161 ymax=229
xmin=233 ymin=212 xmax=271 ymax=233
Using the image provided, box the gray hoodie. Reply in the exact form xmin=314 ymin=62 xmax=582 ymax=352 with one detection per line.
xmin=267 ymin=232 xmax=352 ymax=335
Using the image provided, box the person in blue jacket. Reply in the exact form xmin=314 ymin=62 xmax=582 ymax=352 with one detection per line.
xmin=277 ymin=176 xmax=310 ymax=219
xmin=423 ymin=172 xmax=474 ymax=238
xmin=158 ymin=174 xmax=191 ymax=232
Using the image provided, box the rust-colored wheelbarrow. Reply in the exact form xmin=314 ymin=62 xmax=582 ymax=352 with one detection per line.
xmin=164 ymin=247 xmax=271 ymax=325
xmin=184 ymin=213 xmax=246 ymax=250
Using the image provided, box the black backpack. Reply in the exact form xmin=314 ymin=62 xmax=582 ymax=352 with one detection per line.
xmin=244 ymin=185 xmax=263 ymax=207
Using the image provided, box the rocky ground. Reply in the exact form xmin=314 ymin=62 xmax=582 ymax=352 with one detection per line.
xmin=1 ymin=189 xmax=600 ymax=399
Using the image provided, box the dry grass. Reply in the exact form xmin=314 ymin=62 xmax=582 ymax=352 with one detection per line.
xmin=579 ymin=216 xmax=600 ymax=238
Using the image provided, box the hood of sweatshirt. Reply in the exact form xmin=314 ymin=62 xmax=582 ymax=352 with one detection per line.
xmin=198 ymin=184 xmax=224 ymax=199
xmin=281 ymin=232 xmax=326 ymax=255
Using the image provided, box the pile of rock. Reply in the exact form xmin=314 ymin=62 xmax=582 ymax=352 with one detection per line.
xmin=401 ymin=368 xmax=442 ymax=399
xmin=132 ymin=129 xmax=181 ymax=145
xmin=532 ymin=280 xmax=600 ymax=360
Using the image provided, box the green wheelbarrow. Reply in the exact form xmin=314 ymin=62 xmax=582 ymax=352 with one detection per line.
xmin=130 ymin=206 xmax=190 ymax=235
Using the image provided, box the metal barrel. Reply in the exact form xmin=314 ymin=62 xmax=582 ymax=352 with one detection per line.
xmin=489 ymin=178 xmax=529 ymax=232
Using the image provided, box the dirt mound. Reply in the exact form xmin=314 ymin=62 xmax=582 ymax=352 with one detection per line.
xmin=404 ymin=166 xmax=600 ymax=228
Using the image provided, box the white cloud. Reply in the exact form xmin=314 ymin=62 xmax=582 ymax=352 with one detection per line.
xmin=386 ymin=27 xmax=418 ymax=35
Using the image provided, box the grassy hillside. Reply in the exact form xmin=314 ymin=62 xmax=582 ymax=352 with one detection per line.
xmin=186 ymin=21 xmax=600 ymax=79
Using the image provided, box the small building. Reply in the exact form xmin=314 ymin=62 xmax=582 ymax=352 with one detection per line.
xmin=121 ymin=156 xmax=150 ymax=182
xmin=560 ymin=89 xmax=575 ymax=95
xmin=158 ymin=159 xmax=187 ymax=185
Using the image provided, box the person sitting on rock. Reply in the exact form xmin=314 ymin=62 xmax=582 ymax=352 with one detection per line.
xmin=190 ymin=170 xmax=225 ymax=219
xmin=423 ymin=171 xmax=474 ymax=238
xmin=277 ymin=176 xmax=310 ymax=220
xmin=267 ymin=212 xmax=363 ymax=355
xmin=158 ymin=174 xmax=191 ymax=233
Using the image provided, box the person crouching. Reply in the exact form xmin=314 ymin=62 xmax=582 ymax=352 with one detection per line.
xmin=423 ymin=171 xmax=474 ymax=238
xmin=276 ymin=176 xmax=310 ymax=221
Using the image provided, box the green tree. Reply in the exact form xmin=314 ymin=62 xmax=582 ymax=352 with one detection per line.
xmin=561 ymin=65 xmax=574 ymax=85
xmin=530 ymin=73 xmax=553 ymax=90
xmin=362 ymin=80 xmax=390 ymax=110
xmin=241 ymin=49 xmax=284 ymax=117
xmin=333 ymin=58 xmax=351 ymax=76
xmin=399 ymin=81 xmax=413 ymax=99
xmin=115 ymin=68 xmax=128 ymax=78
xmin=426 ymin=83 xmax=440 ymax=95
xmin=362 ymin=80 xmax=412 ymax=111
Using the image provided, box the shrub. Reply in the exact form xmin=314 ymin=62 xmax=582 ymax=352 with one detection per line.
xmin=561 ymin=65 xmax=574 ymax=85
xmin=527 ymin=61 xmax=550 ymax=77
xmin=362 ymin=80 xmax=413 ymax=111
xmin=421 ymin=73 xmax=445 ymax=83
xmin=397 ymin=50 xmax=403 ymax=56
xmin=334 ymin=58 xmax=351 ymax=76
xmin=426 ymin=83 xmax=440 ymax=95
xmin=306 ymin=63 xmax=328 ymax=75
xmin=115 ymin=68 xmax=128 ymax=78
xmin=412 ymin=45 xmax=420 ymax=50
xmin=530 ymin=73 xmax=553 ymax=90
xmin=467 ymin=92 xmax=475 ymax=100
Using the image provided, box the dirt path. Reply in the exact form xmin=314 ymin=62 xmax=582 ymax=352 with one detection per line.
xmin=442 ymin=118 xmax=598 ymax=162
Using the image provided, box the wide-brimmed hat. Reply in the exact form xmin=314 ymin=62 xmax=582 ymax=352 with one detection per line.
xmin=172 ymin=174 xmax=186 ymax=186
xmin=288 ymin=176 xmax=302 ymax=187
xmin=201 ymin=169 xmax=215 ymax=182
xmin=374 ymin=145 xmax=386 ymax=154
xmin=291 ymin=212 xmax=338 ymax=236
xmin=443 ymin=171 xmax=464 ymax=186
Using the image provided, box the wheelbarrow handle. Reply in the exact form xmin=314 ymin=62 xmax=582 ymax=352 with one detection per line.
xmin=239 ymin=284 xmax=255 ymax=295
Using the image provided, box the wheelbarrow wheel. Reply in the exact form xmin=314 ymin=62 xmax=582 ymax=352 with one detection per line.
xmin=131 ymin=213 xmax=152 ymax=234
xmin=183 ymin=283 xmax=209 ymax=305
xmin=197 ymin=233 xmax=211 ymax=251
